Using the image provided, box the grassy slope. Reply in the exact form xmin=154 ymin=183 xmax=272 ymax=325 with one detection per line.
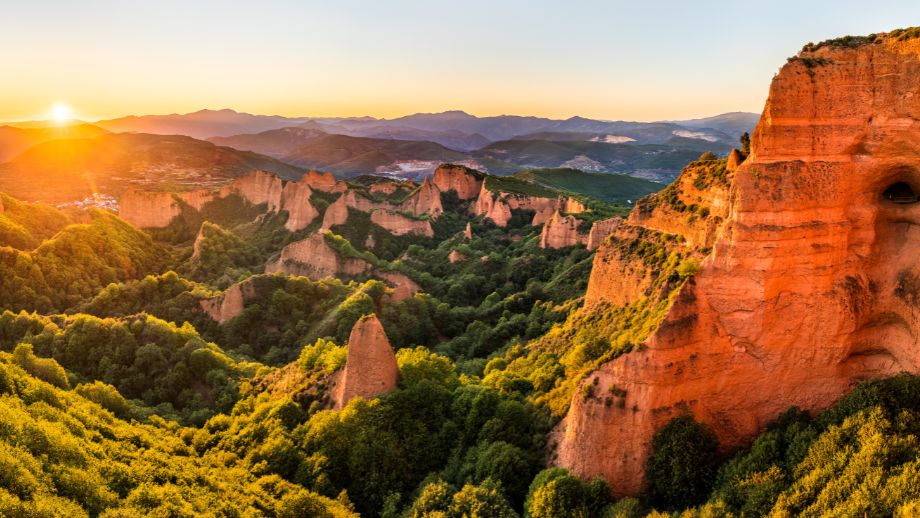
xmin=513 ymin=168 xmax=662 ymax=204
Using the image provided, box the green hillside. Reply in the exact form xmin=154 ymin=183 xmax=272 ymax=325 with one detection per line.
xmin=513 ymin=168 xmax=662 ymax=204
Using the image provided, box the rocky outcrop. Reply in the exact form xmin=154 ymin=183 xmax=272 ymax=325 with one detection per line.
xmin=119 ymin=190 xmax=181 ymax=228
xmin=332 ymin=314 xmax=399 ymax=409
xmin=220 ymin=170 xmax=284 ymax=211
xmin=377 ymin=271 xmax=421 ymax=303
xmin=280 ymin=181 xmax=319 ymax=231
xmin=368 ymin=180 xmax=403 ymax=195
xmin=540 ymin=211 xmax=587 ymax=249
xmin=401 ymin=177 xmax=443 ymax=217
xmin=267 ymin=232 xmax=371 ymax=279
xmin=628 ymin=158 xmax=733 ymax=249
xmin=463 ymin=222 xmax=473 ymax=240
xmin=303 ymin=170 xmax=337 ymax=191
xmin=555 ymin=33 xmax=920 ymax=496
xmin=199 ymin=280 xmax=259 ymax=323
xmin=177 ymin=189 xmax=216 ymax=211
xmin=586 ymin=216 xmax=623 ymax=251
xmin=371 ymin=210 xmax=434 ymax=237
xmin=448 ymin=250 xmax=465 ymax=263
xmin=433 ymin=164 xmax=483 ymax=200
xmin=322 ymin=195 xmax=350 ymax=229
xmin=471 ymin=184 xmax=512 ymax=227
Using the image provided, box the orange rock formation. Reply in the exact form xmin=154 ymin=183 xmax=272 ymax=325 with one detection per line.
xmin=119 ymin=190 xmax=181 ymax=228
xmin=332 ymin=314 xmax=399 ymax=409
xmin=280 ymin=181 xmax=318 ymax=231
xmin=540 ymin=210 xmax=587 ymax=249
xmin=370 ymin=209 xmax=434 ymax=237
xmin=433 ymin=164 xmax=483 ymax=200
xmin=401 ymin=177 xmax=443 ymax=217
xmin=463 ymin=222 xmax=473 ymax=240
xmin=199 ymin=280 xmax=257 ymax=323
xmin=267 ymin=232 xmax=371 ymax=279
xmin=303 ymin=170 xmax=337 ymax=191
xmin=555 ymin=33 xmax=920 ymax=496
xmin=586 ymin=216 xmax=623 ymax=251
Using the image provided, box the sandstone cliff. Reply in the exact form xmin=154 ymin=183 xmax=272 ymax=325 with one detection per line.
xmin=280 ymin=180 xmax=318 ymax=231
xmin=322 ymin=195 xmax=350 ymax=229
xmin=200 ymin=279 xmax=257 ymax=323
xmin=332 ymin=314 xmax=399 ymax=409
xmin=540 ymin=210 xmax=587 ymax=249
xmin=433 ymin=164 xmax=483 ymax=200
xmin=370 ymin=209 xmax=434 ymax=237
xmin=471 ymin=184 xmax=512 ymax=227
xmin=119 ymin=190 xmax=181 ymax=228
xmin=303 ymin=170 xmax=337 ymax=191
xmin=400 ymin=177 xmax=443 ymax=217
xmin=267 ymin=232 xmax=371 ymax=279
xmin=555 ymin=32 xmax=920 ymax=496
xmin=586 ymin=216 xmax=623 ymax=251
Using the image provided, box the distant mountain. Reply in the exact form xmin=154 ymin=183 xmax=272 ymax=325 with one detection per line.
xmin=311 ymin=123 xmax=491 ymax=152
xmin=668 ymin=111 xmax=759 ymax=139
xmin=512 ymin=168 xmax=662 ymax=204
xmin=207 ymin=127 xmax=328 ymax=157
xmin=0 ymin=123 xmax=109 ymax=162
xmin=0 ymin=133 xmax=302 ymax=202
xmin=281 ymin=134 xmax=467 ymax=176
xmin=94 ymin=109 xmax=312 ymax=139
xmin=473 ymin=138 xmax=732 ymax=181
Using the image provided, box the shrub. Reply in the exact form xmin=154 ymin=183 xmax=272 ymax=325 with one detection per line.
xmin=645 ymin=415 xmax=719 ymax=510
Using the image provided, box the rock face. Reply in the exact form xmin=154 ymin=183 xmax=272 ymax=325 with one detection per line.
xmin=199 ymin=280 xmax=257 ymax=323
xmin=221 ymin=170 xmax=284 ymax=211
xmin=267 ymin=232 xmax=370 ymax=279
xmin=303 ymin=170 xmax=337 ymax=191
xmin=471 ymin=184 xmax=512 ymax=227
xmin=401 ymin=177 xmax=443 ymax=217
xmin=119 ymin=190 xmax=181 ymax=228
xmin=377 ymin=271 xmax=421 ymax=303
xmin=540 ymin=211 xmax=586 ymax=249
xmin=463 ymin=222 xmax=473 ymax=240
xmin=433 ymin=164 xmax=483 ymax=200
xmin=448 ymin=250 xmax=465 ymax=263
xmin=280 ymin=181 xmax=318 ymax=231
xmin=371 ymin=210 xmax=434 ymax=237
xmin=322 ymin=195 xmax=350 ymax=229
xmin=120 ymin=170 xmax=322 ymax=229
xmin=586 ymin=216 xmax=623 ymax=251
xmin=555 ymin=34 xmax=920 ymax=496
xmin=332 ymin=314 xmax=399 ymax=409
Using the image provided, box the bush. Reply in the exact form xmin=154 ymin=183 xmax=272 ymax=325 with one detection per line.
xmin=645 ymin=415 xmax=719 ymax=510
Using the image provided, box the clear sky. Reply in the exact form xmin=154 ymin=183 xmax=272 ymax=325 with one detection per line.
xmin=3 ymin=0 xmax=920 ymax=122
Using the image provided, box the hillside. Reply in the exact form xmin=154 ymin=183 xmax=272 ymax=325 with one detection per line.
xmin=208 ymin=126 xmax=328 ymax=157
xmin=280 ymin=134 xmax=468 ymax=176
xmin=474 ymin=139 xmax=730 ymax=180
xmin=512 ymin=168 xmax=661 ymax=204
xmin=0 ymin=133 xmax=303 ymax=202
xmin=0 ymin=122 xmax=109 ymax=162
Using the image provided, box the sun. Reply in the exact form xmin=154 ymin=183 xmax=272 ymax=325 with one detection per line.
xmin=51 ymin=103 xmax=72 ymax=123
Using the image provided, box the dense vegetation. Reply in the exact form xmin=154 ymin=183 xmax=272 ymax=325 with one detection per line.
xmin=2 ymin=155 xmax=920 ymax=517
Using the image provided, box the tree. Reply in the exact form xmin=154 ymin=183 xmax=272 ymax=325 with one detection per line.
xmin=740 ymin=132 xmax=751 ymax=154
xmin=645 ymin=415 xmax=719 ymax=510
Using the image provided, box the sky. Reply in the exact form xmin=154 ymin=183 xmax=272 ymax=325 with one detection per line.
xmin=2 ymin=0 xmax=920 ymax=122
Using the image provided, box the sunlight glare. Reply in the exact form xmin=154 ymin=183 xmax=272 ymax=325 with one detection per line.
xmin=52 ymin=103 xmax=71 ymax=123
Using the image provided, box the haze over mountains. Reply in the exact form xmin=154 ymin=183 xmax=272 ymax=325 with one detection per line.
xmin=0 ymin=108 xmax=757 ymax=202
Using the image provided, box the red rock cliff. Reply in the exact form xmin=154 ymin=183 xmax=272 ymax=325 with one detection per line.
xmin=332 ymin=314 xmax=399 ymax=409
xmin=540 ymin=210 xmax=587 ymax=249
xmin=119 ymin=190 xmax=181 ymax=228
xmin=370 ymin=209 xmax=434 ymax=237
xmin=555 ymin=33 xmax=920 ymax=495
xmin=433 ymin=164 xmax=483 ymax=200
xmin=267 ymin=232 xmax=371 ymax=279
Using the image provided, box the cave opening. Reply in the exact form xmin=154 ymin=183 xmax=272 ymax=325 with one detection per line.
xmin=882 ymin=181 xmax=919 ymax=204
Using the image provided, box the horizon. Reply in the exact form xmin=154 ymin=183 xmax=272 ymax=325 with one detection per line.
xmin=3 ymin=1 xmax=920 ymax=122
xmin=0 ymin=106 xmax=760 ymax=126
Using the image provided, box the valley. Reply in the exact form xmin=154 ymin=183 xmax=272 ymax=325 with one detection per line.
xmin=2 ymin=10 xmax=920 ymax=518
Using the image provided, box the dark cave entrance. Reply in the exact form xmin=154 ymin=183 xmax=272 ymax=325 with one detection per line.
xmin=882 ymin=182 xmax=919 ymax=204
